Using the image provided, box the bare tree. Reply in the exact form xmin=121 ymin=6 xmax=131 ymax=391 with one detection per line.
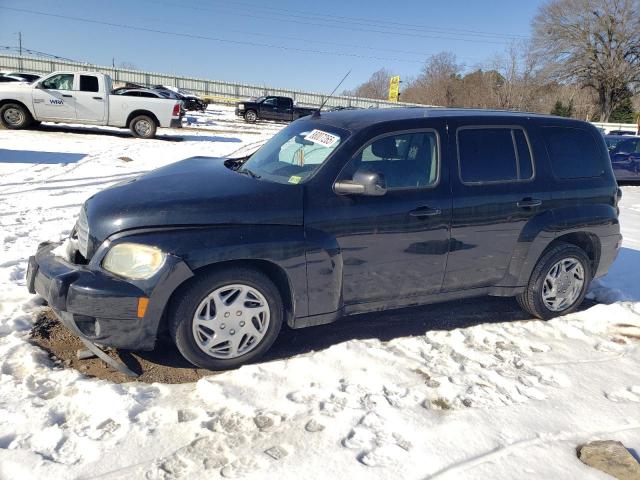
xmin=532 ymin=0 xmax=640 ymax=121
xmin=346 ymin=68 xmax=394 ymax=99
xmin=402 ymin=52 xmax=462 ymax=106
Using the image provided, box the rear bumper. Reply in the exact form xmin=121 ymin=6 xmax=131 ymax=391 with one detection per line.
xmin=27 ymin=241 xmax=192 ymax=350
xmin=595 ymin=233 xmax=623 ymax=278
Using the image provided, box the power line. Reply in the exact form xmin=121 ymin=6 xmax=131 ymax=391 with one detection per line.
xmin=89 ymin=3 xmax=488 ymax=64
xmin=0 ymin=6 xmax=451 ymax=64
xmin=197 ymin=0 xmax=530 ymax=40
xmin=143 ymin=0 xmax=523 ymax=46
xmin=0 ymin=45 xmax=77 ymax=62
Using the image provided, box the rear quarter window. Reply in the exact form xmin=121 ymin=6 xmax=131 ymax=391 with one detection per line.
xmin=457 ymin=126 xmax=534 ymax=184
xmin=543 ymin=127 xmax=605 ymax=179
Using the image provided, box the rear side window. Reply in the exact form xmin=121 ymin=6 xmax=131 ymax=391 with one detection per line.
xmin=543 ymin=127 xmax=604 ymax=179
xmin=457 ymin=127 xmax=534 ymax=184
xmin=277 ymin=97 xmax=291 ymax=109
xmin=79 ymin=75 xmax=99 ymax=92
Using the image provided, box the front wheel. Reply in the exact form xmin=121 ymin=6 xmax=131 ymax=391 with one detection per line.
xmin=0 ymin=103 xmax=33 ymax=129
xmin=169 ymin=267 xmax=283 ymax=370
xmin=244 ymin=110 xmax=257 ymax=123
xmin=517 ymin=242 xmax=592 ymax=320
xmin=129 ymin=115 xmax=157 ymax=139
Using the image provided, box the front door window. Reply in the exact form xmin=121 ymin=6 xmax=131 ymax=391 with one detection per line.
xmin=40 ymin=74 xmax=74 ymax=90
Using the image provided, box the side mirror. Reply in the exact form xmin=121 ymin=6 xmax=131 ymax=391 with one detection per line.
xmin=334 ymin=170 xmax=387 ymax=196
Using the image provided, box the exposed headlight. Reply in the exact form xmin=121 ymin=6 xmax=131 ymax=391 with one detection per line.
xmin=238 ymin=103 xmax=244 ymax=109
xmin=102 ymin=243 xmax=165 ymax=280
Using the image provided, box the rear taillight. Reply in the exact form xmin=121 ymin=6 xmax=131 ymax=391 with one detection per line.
xmin=172 ymin=103 xmax=181 ymax=116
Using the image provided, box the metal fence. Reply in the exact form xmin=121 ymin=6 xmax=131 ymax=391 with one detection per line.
xmin=591 ymin=121 xmax=639 ymax=134
xmin=0 ymin=54 xmax=424 ymax=109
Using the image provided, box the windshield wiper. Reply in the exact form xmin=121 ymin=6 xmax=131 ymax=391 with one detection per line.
xmin=237 ymin=167 xmax=261 ymax=179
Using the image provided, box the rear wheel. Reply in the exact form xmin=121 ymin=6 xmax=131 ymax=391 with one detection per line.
xmin=517 ymin=242 xmax=592 ymax=319
xmin=0 ymin=103 xmax=33 ymax=129
xmin=244 ymin=110 xmax=257 ymax=123
xmin=129 ymin=115 xmax=157 ymax=139
xmin=169 ymin=267 xmax=283 ymax=370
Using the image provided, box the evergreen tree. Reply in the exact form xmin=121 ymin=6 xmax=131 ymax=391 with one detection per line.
xmin=609 ymin=98 xmax=635 ymax=124
xmin=550 ymin=100 xmax=573 ymax=117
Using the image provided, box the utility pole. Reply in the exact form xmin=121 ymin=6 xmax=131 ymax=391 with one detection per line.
xmin=18 ymin=31 xmax=22 ymax=56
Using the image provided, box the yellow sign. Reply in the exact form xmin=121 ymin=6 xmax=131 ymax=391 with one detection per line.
xmin=388 ymin=76 xmax=400 ymax=102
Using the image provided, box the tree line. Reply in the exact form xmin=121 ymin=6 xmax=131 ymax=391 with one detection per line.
xmin=345 ymin=0 xmax=640 ymax=123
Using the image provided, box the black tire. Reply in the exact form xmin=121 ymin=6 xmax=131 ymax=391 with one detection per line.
xmin=129 ymin=115 xmax=157 ymax=139
xmin=169 ymin=267 xmax=283 ymax=370
xmin=0 ymin=103 xmax=34 ymax=130
xmin=516 ymin=242 xmax=592 ymax=320
xmin=244 ymin=109 xmax=258 ymax=123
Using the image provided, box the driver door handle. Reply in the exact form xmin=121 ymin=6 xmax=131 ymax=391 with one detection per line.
xmin=517 ymin=198 xmax=542 ymax=208
xmin=62 ymin=94 xmax=73 ymax=98
xmin=409 ymin=206 xmax=442 ymax=217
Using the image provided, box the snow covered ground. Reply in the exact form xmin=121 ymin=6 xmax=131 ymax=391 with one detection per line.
xmin=0 ymin=107 xmax=639 ymax=479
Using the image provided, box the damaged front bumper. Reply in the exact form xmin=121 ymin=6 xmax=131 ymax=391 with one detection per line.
xmin=27 ymin=241 xmax=192 ymax=351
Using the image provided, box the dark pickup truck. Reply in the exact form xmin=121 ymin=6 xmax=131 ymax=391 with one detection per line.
xmin=235 ymin=96 xmax=316 ymax=123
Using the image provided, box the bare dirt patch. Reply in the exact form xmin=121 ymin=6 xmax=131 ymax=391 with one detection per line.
xmin=30 ymin=309 xmax=214 ymax=384
xmin=29 ymin=296 xmax=598 ymax=385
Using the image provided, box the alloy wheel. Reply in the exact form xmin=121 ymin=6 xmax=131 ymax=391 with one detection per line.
xmin=134 ymin=119 xmax=152 ymax=137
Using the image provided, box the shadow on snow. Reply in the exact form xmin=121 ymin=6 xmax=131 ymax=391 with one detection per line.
xmin=0 ymin=149 xmax=86 ymax=164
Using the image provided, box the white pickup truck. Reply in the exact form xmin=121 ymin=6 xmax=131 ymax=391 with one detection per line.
xmin=0 ymin=71 xmax=182 ymax=139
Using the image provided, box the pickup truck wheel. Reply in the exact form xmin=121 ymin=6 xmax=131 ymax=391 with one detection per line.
xmin=244 ymin=110 xmax=257 ymax=123
xmin=516 ymin=242 xmax=591 ymax=320
xmin=169 ymin=267 xmax=283 ymax=370
xmin=129 ymin=115 xmax=157 ymax=139
xmin=0 ymin=103 xmax=33 ymax=129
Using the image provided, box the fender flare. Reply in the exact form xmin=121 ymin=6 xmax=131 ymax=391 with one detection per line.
xmin=0 ymin=98 xmax=36 ymax=118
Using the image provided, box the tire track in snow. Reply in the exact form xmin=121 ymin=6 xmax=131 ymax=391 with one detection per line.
xmin=425 ymin=423 xmax=640 ymax=479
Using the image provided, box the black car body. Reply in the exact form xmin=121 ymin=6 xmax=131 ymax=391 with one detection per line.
xmin=0 ymin=72 xmax=40 ymax=82
xmin=235 ymin=96 xmax=316 ymax=123
xmin=27 ymin=108 xmax=622 ymax=369
xmin=153 ymin=85 xmax=207 ymax=112
xmin=608 ymin=130 xmax=637 ymax=136
xmin=605 ymin=135 xmax=640 ymax=181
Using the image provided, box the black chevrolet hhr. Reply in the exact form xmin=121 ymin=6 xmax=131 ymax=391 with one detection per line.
xmin=27 ymin=108 xmax=622 ymax=370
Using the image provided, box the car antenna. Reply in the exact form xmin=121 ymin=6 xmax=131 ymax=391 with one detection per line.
xmin=312 ymin=70 xmax=351 ymax=118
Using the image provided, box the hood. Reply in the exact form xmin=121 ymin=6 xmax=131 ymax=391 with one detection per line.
xmin=84 ymin=156 xmax=303 ymax=251
xmin=0 ymin=81 xmax=31 ymax=90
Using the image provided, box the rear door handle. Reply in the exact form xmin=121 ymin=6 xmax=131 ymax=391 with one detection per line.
xmin=409 ymin=206 xmax=442 ymax=217
xmin=92 ymin=96 xmax=103 ymax=100
xmin=62 ymin=94 xmax=73 ymax=98
xmin=517 ymin=198 xmax=542 ymax=208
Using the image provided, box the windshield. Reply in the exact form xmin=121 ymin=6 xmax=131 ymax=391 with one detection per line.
xmin=239 ymin=121 xmax=348 ymax=184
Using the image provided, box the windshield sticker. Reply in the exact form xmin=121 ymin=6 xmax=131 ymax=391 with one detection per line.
xmin=304 ymin=129 xmax=340 ymax=148
xmin=288 ymin=175 xmax=302 ymax=184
